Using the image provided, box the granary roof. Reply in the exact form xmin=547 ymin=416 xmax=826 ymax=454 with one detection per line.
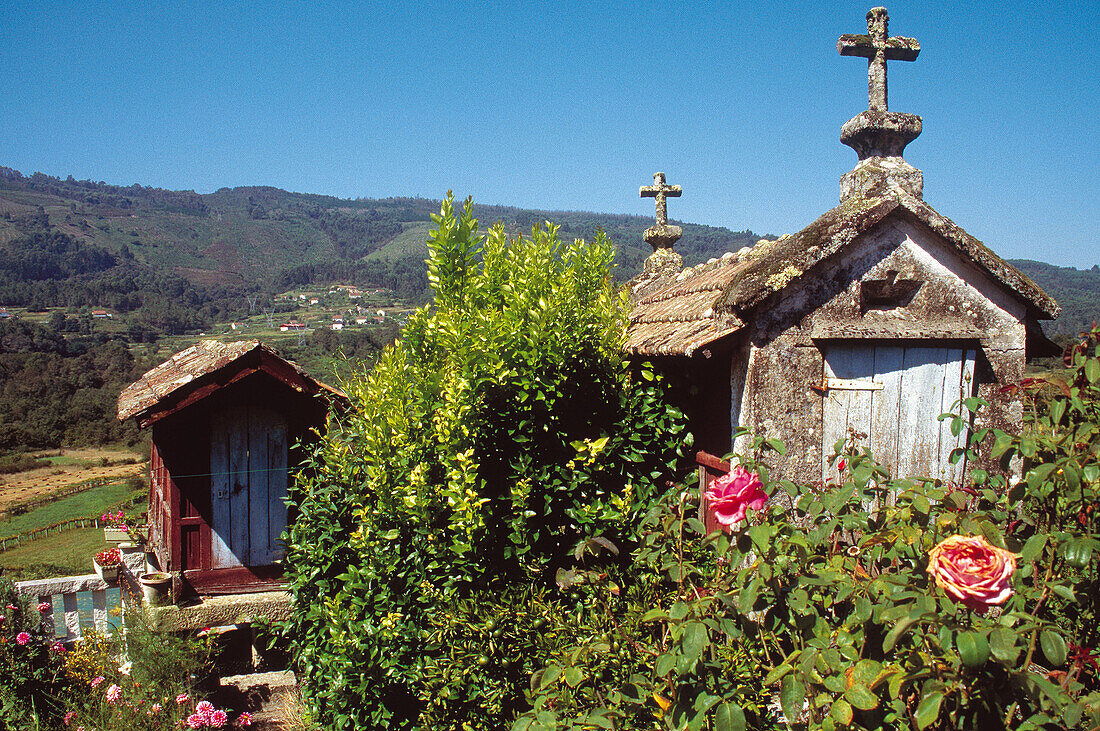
xmin=624 ymin=193 xmax=1061 ymax=357
xmin=117 ymin=339 xmax=344 ymax=425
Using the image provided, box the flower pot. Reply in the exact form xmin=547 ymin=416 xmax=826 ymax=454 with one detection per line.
xmin=138 ymin=572 xmax=172 ymax=607
xmin=94 ymin=561 xmax=119 ymax=583
xmin=104 ymin=527 xmax=128 ymax=544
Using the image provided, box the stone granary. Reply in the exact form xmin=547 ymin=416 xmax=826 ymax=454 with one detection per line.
xmin=626 ymin=8 xmax=1059 ymax=485
xmin=118 ymin=340 xmax=344 ymax=597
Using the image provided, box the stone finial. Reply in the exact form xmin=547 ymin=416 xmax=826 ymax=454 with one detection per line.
xmin=639 ymin=172 xmax=683 ymax=252
xmin=837 ymin=7 xmax=924 ymax=201
xmin=838 ymin=7 xmax=919 ymax=112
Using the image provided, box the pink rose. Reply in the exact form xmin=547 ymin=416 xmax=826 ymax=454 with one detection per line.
xmin=106 ymin=684 xmax=122 ymax=704
xmin=210 ymin=709 xmax=228 ymax=727
xmin=927 ymin=535 xmax=1016 ymax=611
xmin=704 ymin=466 xmax=767 ymax=531
xmin=195 ymin=700 xmax=215 ymax=719
xmin=187 ymin=714 xmax=206 ymax=729
xmin=15 ymin=632 xmax=30 ymax=645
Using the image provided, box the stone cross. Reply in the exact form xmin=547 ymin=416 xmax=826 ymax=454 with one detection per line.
xmin=639 ymin=172 xmax=681 ymax=227
xmin=838 ymin=7 xmax=919 ymax=112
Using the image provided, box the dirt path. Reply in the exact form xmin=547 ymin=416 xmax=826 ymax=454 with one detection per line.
xmin=0 ymin=448 xmax=146 ymax=511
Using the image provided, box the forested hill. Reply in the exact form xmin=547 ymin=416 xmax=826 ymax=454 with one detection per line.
xmin=0 ymin=166 xmax=1095 ymax=338
xmin=0 ymin=167 xmax=760 ymax=308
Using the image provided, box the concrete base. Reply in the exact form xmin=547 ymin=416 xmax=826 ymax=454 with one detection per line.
xmin=151 ymin=591 xmax=291 ymax=632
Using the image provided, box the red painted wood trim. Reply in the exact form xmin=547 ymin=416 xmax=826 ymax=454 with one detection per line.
xmin=183 ymin=565 xmax=285 ymax=595
xmin=695 ymin=450 xmax=731 ymax=474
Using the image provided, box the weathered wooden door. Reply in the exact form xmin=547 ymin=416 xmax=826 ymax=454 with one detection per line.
xmin=821 ymin=343 xmax=975 ymax=484
xmin=210 ymin=406 xmax=288 ymax=568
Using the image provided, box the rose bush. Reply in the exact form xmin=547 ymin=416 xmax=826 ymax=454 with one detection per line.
xmin=927 ymin=534 xmax=1017 ymax=612
xmin=516 ymin=327 xmax=1100 ymax=730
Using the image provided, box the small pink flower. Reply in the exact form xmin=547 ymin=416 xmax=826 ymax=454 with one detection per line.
xmin=106 ymin=684 xmax=122 ymax=703
xmin=37 ymin=602 xmax=51 ymax=613
xmin=90 ymin=676 xmax=105 ymax=688
xmin=50 ymin=641 xmax=65 ymax=653
xmin=149 ymin=703 xmax=162 ymax=715
xmin=6 ymin=603 xmax=16 ymax=610
xmin=15 ymin=632 xmax=31 ymax=645
xmin=195 ymin=700 xmax=215 ymax=718
xmin=837 ymin=459 xmax=847 ymax=472
xmin=176 ymin=693 xmax=190 ymax=705
xmin=187 ymin=713 xmax=206 ymax=728
xmin=210 ymin=709 xmax=228 ymax=727
xmin=704 ymin=465 xmax=767 ymax=531
xmin=237 ymin=711 xmax=253 ymax=727
xmin=63 ymin=710 xmax=77 ymax=726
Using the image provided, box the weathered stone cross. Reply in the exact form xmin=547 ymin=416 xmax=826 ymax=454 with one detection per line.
xmin=639 ymin=172 xmax=681 ymax=227
xmin=838 ymin=7 xmax=920 ymax=112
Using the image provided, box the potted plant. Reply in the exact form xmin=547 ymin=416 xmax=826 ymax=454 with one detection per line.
xmin=138 ymin=571 xmax=172 ymax=607
xmin=102 ymin=510 xmax=145 ymax=546
xmin=93 ymin=547 xmax=121 ymax=582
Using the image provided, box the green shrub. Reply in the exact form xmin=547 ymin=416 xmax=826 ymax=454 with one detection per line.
xmin=282 ymin=195 xmax=688 ymax=729
xmin=516 ymin=328 xmax=1100 ymax=730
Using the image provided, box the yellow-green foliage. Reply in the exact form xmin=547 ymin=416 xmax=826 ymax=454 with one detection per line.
xmin=282 ymin=195 xmax=688 ymax=729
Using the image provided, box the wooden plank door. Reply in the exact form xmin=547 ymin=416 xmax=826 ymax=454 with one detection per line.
xmin=210 ymin=406 xmax=288 ymax=568
xmin=822 ymin=343 xmax=975 ymax=485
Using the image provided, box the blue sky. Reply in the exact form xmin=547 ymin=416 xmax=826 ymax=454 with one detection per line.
xmin=3 ymin=1 xmax=1097 ymax=267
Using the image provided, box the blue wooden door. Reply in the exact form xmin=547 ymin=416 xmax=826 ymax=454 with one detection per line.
xmin=821 ymin=344 xmax=975 ymax=485
xmin=210 ymin=406 xmax=288 ymax=568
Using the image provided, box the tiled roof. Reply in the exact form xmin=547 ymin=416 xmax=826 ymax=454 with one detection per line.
xmin=625 ymin=194 xmax=1059 ymax=357
xmin=117 ymin=339 xmax=342 ymax=422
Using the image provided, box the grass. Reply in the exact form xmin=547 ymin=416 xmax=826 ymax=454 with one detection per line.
xmin=0 ymin=526 xmax=111 ymax=579
xmin=0 ymin=481 xmax=144 ymax=537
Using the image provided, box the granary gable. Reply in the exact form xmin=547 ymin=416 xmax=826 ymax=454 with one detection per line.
xmin=625 ymin=7 xmax=1059 ymax=485
xmin=625 ymin=193 xmax=1059 ymax=359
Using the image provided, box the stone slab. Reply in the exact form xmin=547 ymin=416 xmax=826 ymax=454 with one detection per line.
xmin=152 ymin=591 xmax=291 ymax=632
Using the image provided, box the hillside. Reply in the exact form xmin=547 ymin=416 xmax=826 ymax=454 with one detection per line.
xmin=0 ymin=168 xmax=761 ymax=296
xmin=0 ymin=166 xmax=1095 ymax=340
xmin=1007 ymin=259 xmax=1100 ymax=339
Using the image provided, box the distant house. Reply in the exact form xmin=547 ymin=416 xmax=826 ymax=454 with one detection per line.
xmin=309 ymin=298 xmax=320 ymax=306
xmin=331 ymin=316 xmax=344 ymax=331
xmin=230 ymin=322 xmax=244 ymax=330
xmin=0 ymin=309 xmax=10 ymax=319
xmin=91 ymin=310 xmax=112 ymax=319
xmin=347 ymin=288 xmax=362 ymax=299
xmin=117 ymin=339 xmax=344 ymax=595
xmin=355 ymin=316 xmax=369 ymax=325
xmin=279 ymin=322 xmax=307 ymax=332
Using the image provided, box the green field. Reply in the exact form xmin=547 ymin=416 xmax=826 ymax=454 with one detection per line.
xmin=0 ymin=481 xmax=144 ymax=538
xmin=0 ymin=526 xmax=112 ymax=580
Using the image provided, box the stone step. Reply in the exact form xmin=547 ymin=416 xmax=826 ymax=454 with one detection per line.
xmin=214 ymin=669 xmax=299 ymax=729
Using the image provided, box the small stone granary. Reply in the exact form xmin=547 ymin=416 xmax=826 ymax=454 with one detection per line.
xmin=118 ymin=339 xmax=343 ymax=597
xmin=626 ymin=8 xmax=1060 ymax=486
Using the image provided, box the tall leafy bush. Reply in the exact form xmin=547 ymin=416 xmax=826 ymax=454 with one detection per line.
xmin=282 ymin=195 xmax=688 ymax=728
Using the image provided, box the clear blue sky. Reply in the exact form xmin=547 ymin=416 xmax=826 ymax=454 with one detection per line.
xmin=3 ymin=1 xmax=1096 ymax=267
